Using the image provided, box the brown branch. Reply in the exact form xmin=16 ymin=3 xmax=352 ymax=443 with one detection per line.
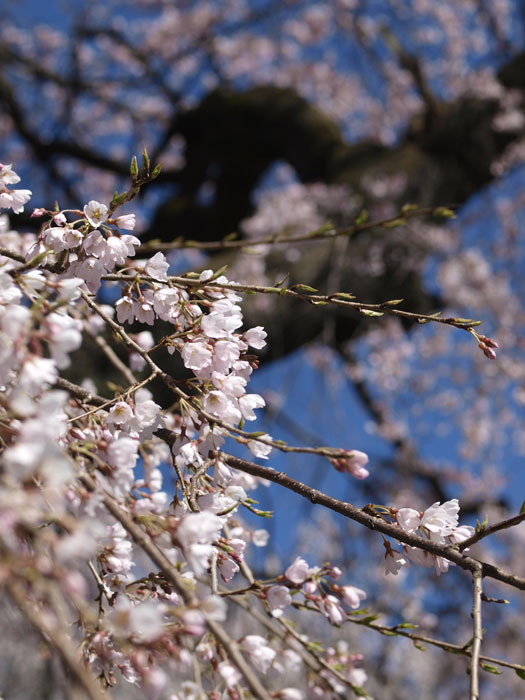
xmin=102 ymin=271 xmax=480 ymax=333
xmin=220 ymin=452 xmax=525 ymax=591
xmin=137 ymin=206 xmax=450 ymax=253
xmin=94 ymin=334 xmax=137 ymax=386
xmin=54 ymin=376 xmax=107 ymax=406
xmin=459 ymin=512 xmax=525 ymax=551
xmin=345 ymin=611 xmax=522 ymax=673
xmin=470 ymin=567 xmax=483 ymax=700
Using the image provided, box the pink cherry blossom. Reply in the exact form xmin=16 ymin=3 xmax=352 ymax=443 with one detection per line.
xmin=317 ymin=595 xmax=346 ymax=625
xmin=145 ymin=251 xmax=169 ymax=281
xmin=339 ymin=584 xmax=367 ymax=609
xmin=243 ymin=326 xmax=267 ymax=349
xmin=285 ymin=556 xmax=312 ymax=585
xmin=114 ymin=213 xmax=136 ymax=230
xmin=267 ymin=585 xmax=292 ymax=618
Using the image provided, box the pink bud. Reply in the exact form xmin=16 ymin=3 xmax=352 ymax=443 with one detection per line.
xmin=31 ymin=207 xmax=46 ymax=218
xmin=479 ymin=335 xmax=499 ymax=349
xmin=479 ymin=342 xmax=497 ymax=360
xmin=53 ymin=212 xmax=67 ymax=226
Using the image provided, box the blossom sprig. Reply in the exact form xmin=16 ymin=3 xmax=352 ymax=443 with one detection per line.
xmin=104 ymin=269 xmax=488 ymax=338
xmin=363 ymin=500 xmax=476 ymax=575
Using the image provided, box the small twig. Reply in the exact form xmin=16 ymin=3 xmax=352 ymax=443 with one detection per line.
xmin=172 ymin=459 xmax=191 ymax=510
xmin=94 ymin=334 xmax=137 ymax=385
xmin=0 ymin=246 xmax=25 ymax=263
xmin=188 ymin=462 xmax=210 ymax=512
xmin=66 ymin=373 xmax=158 ymax=424
xmin=345 ymin=613 xmax=521 ymax=673
xmin=101 ymin=271 xmax=480 ymax=333
xmin=88 ymin=561 xmax=112 ymax=604
xmin=210 ymin=550 xmax=219 ymax=596
xmin=54 ymin=376 xmax=108 ymax=406
xmin=279 ymin=617 xmax=362 ymax=697
xmin=480 ymin=593 xmax=508 ymax=605
xmin=459 ymin=512 xmax=525 ymax=551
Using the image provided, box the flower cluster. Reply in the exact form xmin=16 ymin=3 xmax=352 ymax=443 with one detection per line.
xmin=385 ymin=499 xmax=475 ymax=576
xmin=0 ymin=163 xmax=32 ymax=213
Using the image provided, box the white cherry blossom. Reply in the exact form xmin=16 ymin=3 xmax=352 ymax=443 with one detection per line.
xmin=145 ymin=251 xmax=169 ymax=281
xmin=83 ymin=200 xmax=109 ymax=228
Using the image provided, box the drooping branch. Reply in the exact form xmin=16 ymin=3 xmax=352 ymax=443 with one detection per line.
xmin=5 ymin=579 xmax=110 ymax=700
xmin=77 ymin=471 xmax=273 ymax=700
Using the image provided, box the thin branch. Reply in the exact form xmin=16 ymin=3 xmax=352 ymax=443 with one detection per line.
xmin=0 ymin=246 xmax=25 ymax=263
xmin=102 ymin=271 xmax=481 ymax=333
xmin=188 ymin=462 xmax=210 ymax=512
xmin=344 ymin=611 xmax=522 ymax=673
xmin=470 ymin=567 xmax=483 ymax=700
xmin=66 ymin=372 xmax=157 ymax=424
xmin=94 ymin=334 xmax=137 ymax=385
xmin=0 ymin=242 xmax=481 ymax=335
xmin=137 ymin=206 xmax=450 ymax=253
xmin=279 ymin=617 xmax=364 ymax=697
xmin=54 ymin=376 xmax=108 ymax=406
xmin=210 ymin=550 xmax=219 ymax=596
xmin=459 ymin=512 xmax=525 ymax=551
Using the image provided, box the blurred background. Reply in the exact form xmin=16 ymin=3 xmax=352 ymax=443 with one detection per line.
xmin=0 ymin=1 xmax=524 ymax=698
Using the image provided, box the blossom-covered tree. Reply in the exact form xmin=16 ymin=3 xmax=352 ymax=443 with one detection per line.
xmin=0 ymin=2 xmax=524 ymax=699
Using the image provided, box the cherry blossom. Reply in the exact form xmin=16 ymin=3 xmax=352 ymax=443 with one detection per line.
xmin=317 ymin=595 xmax=346 ymax=626
xmin=285 ymin=556 xmax=313 ymax=585
xmin=83 ymin=200 xmax=109 ymax=228
xmin=339 ymin=584 xmax=367 ymax=609
xmin=0 ymin=164 xmax=31 ymax=213
xmin=176 ymin=511 xmax=222 ymax=574
xmin=242 ymin=635 xmax=276 ymax=673
xmin=113 ymin=213 xmax=136 ymax=230
xmin=144 ymin=251 xmax=169 ymax=281
xmin=267 ymin=585 xmax=292 ymax=618
xmin=330 ymin=449 xmax=370 ymax=480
